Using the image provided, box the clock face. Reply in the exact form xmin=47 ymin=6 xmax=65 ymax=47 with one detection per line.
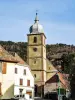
xmin=33 ymin=47 xmax=37 ymax=52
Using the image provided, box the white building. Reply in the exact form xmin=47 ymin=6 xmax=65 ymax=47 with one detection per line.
xmin=0 ymin=45 xmax=34 ymax=100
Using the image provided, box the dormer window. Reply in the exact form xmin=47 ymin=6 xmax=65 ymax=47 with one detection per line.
xmin=34 ymin=37 xmax=37 ymax=43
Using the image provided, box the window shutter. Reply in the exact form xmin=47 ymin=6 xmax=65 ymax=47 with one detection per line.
xmin=20 ymin=79 xmax=23 ymax=85
xmin=27 ymin=80 xmax=30 ymax=86
xmin=2 ymin=62 xmax=7 ymax=74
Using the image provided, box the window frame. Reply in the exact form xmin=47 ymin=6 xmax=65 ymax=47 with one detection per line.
xmin=33 ymin=37 xmax=37 ymax=43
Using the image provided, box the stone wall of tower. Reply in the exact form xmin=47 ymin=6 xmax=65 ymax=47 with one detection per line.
xmin=27 ymin=33 xmax=46 ymax=85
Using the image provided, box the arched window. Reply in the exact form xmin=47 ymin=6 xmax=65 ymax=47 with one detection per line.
xmin=34 ymin=37 xmax=37 ymax=43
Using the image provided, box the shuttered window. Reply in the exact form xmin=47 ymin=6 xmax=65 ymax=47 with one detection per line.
xmin=20 ymin=79 xmax=23 ymax=85
xmin=27 ymin=80 xmax=30 ymax=86
xmin=2 ymin=62 xmax=7 ymax=74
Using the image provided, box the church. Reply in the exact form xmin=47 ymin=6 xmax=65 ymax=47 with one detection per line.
xmin=27 ymin=13 xmax=69 ymax=97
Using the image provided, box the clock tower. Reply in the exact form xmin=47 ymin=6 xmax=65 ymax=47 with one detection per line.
xmin=27 ymin=13 xmax=46 ymax=97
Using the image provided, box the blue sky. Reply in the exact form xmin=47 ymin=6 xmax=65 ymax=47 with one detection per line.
xmin=0 ymin=0 xmax=75 ymax=45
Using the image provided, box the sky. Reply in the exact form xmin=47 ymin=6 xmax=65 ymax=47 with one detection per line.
xmin=0 ymin=0 xmax=75 ymax=45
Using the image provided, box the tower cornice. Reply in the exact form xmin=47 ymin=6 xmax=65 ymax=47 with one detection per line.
xmin=27 ymin=33 xmax=46 ymax=39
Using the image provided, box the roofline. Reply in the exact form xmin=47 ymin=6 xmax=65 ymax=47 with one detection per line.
xmin=0 ymin=59 xmax=18 ymax=63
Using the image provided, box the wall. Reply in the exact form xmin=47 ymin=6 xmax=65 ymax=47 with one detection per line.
xmin=14 ymin=64 xmax=34 ymax=99
xmin=1 ymin=62 xmax=15 ymax=99
xmin=28 ymin=34 xmax=42 ymax=45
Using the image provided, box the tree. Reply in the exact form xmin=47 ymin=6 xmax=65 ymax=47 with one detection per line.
xmin=61 ymin=53 xmax=75 ymax=74
xmin=61 ymin=53 xmax=75 ymax=100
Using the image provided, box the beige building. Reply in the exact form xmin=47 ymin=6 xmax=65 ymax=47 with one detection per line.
xmin=27 ymin=13 xmax=69 ymax=97
xmin=0 ymin=45 xmax=34 ymax=100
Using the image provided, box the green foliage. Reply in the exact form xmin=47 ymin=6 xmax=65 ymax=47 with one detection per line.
xmin=0 ymin=40 xmax=75 ymax=64
xmin=57 ymin=88 xmax=66 ymax=95
xmin=61 ymin=53 xmax=75 ymax=74
xmin=61 ymin=53 xmax=75 ymax=98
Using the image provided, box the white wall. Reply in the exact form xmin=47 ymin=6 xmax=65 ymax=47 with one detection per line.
xmin=1 ymin=62 xmax=34 ymax=99
xmin=2 ymin=62 xmax=16 ymax=95
xmin=14 ymin=64 xmax=34 ymax=87
xmin=14 ymin=64 xmax=34 ymax=99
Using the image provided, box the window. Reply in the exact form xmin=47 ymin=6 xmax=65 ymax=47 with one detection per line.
xmin=19 ymin=89 xmax=23 ymax=96
xmin=27 ymin=80 xmax=30 ymax=86
xmin=33 ymin=48 xmax=37 ymax=52
xmin=34 ymin=37 xmax=37 ymax=43
xmin=26 ymin=91 xmax=32 ymax=98
xmin=24 ymin=69 xmax=26 ymax=75
xmin=34 ymin=74 xmax=36 ymax=78
xmin=34 ymin=60 xmax=36 ymax=64
xmin=20 ymin=79 xmax=23 ymax=85
xmin=15 ymin=68 xmax=17 ymax=74
xmin=2 ymin=62 xmax=7 ymax=74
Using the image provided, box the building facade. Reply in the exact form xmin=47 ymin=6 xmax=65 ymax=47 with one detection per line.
xmin=0 ymin=46 xmax=34 ymax=100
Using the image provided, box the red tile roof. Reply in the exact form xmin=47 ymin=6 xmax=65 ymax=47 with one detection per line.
xmin=46 ymin=72 xmax=69 ymax=89
xmin=0 ymin=45 xmax=18 ymax=63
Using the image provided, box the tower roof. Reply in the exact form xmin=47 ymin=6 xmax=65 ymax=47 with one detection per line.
xmin=29 ymin=13 xmax=44 ymax=34
xmin=34 ymin=12 xmax=39 ymax=23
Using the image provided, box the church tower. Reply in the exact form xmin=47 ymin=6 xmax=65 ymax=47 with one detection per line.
xmin=27 ymin=13 xmax=46 ymax=97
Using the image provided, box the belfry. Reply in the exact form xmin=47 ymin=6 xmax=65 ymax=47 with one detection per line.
xmin=27 ymin=12 xmax=46 ymax=97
